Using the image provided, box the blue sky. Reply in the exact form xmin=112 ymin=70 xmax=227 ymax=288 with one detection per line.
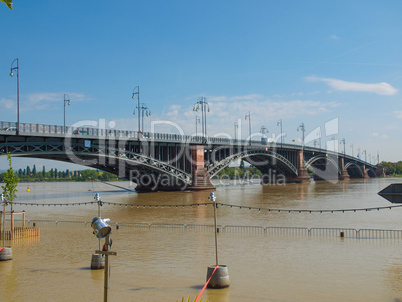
xmin=1 ymin=0 xmax=402 ymax=170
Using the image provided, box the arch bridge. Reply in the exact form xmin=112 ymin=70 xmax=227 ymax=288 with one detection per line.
xmin=0 ymin=121 xmax=380 ymax=192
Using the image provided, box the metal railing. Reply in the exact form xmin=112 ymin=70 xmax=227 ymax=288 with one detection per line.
xmin=19 ymin=219 xmax=402 ymax=239
xmin=0 ymin=120 xmax=377 ymax=167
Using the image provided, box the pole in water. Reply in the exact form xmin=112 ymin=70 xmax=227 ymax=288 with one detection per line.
xmin=209 ymin=192 xmax=218 ymax=266
xmin=205 ymin=192 xmax=230 ymax=289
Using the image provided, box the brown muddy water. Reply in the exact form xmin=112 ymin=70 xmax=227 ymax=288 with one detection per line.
xmin=1 ymin=178 xmax=402 ymax=301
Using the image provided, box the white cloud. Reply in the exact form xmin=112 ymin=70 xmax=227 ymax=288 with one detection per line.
xmin=0 ymin=98 xmax=15 ymax=110
xmin=394 ymin=110 xmax=402 ymax=119
xmin=330 ymin=35 xmax=340 ymax=40
xmin=305 ymin=76 xmax=398 ymax=95
xmin=156 ymin=94 xmax=341 ymax=136
xmin=21 ymin=92 xmax=90 ymax=111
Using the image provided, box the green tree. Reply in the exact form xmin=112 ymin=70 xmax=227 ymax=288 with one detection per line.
xmin=26 ymin=165 xmax=31 ymax=176
xmin=32 ymin=165 xmax=37 ymax=176
xmin=1 ymin=153 xmax=19 ymax=211
xmin=42 ymin=165 xmax=46 ymax=177
xmin=1 ymin=0 xmax=12 ymax=10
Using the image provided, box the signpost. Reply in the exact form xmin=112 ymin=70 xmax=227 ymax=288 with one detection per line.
xmin=378 ymin=183 xmax=402 ymax=204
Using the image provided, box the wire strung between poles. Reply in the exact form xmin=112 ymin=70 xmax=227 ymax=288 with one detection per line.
xmin=10 ymin=201 xmax=402 ymax=213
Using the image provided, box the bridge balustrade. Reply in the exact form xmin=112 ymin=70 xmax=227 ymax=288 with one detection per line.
xmin=0 ymin=120 xmax=378 ymax=170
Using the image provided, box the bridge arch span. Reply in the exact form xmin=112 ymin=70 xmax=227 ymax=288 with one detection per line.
xmin=305 ymin=154 xmax=340 ymax=181
xmin=207 ymin=149 xmax=298 ymax=179
xmin=1 ymin=143 xmax=192 ymax=190
xmin=344 ymin=162 xmax=364 ymax=178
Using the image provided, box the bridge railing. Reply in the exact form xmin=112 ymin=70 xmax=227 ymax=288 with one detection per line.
xmin=0 ymin=121 xmax=376 ymax=167
xmin=0 ymin=121 xmax=263 ymax=146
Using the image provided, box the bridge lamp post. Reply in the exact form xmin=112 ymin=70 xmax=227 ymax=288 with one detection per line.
xmin=234 ymin=122 xmax=238 ymax=140
xmin=260 ymin=126 xmax=268 ymax=144
xmin=297 ymin=123 xmax=305 ymax=152
xmin=139 ymin=103 xmax=151 ymax=134
xmin=245 ymin=112 xmax=251 ymax=146
xmin=193 ymin=97 xmax=209 ymax=137
xmin=277 ymin=119 xmax=283 ymax=147
xmin=362 ymin=150 xmax=367 ymax=163
xmin=339 ymin=138 xmax=346 ymax=155
xmin=10 ymin=58 xmax=20 ymax=135
xmin=350 ymin=144 xmax=354 ymax=157
xmin=195 ymin=116 xmax=200 ymax=135
xmin=63 ymin=94 xmax=71 ymax=134
xmin=132 ymin=86 xmax=140 ymax=134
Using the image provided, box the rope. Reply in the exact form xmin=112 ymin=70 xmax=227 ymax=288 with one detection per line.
xmin=195 ymin=265 xmax=219 ymax=302
xmin=10 ymin=201 xmax=402 ymax=213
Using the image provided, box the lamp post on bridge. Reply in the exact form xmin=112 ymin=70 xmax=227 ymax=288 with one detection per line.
xmin=234 ymin=122 xmax=238 ymax=140
xmin=362 ymin=150 xmax=367 ymax=163
xmin=340 ymin=138 xmax=346 ymax=155
xmin=131 ymin=86 xmax=140 ymax=134
xmin=350 ymin=144 xmax=354 ymax=157
xmin=277 ymin=119 xmax=283 ymax=147
xmin=195 ymin=116 xmax=201 ymax=135
xmin=297 ymin=123 xmax=305 ymax=153
xmin=138 ymin=103 xmax=151 ymax=134
xmin=260 ymin=126 xmax=268 ymax=144
xmin=193 ymin=97 xmax=209 ymax=137
xmin=245 ymin=112 xmax=251 ymax=146
xmin=63 ymin=94 xmax=71 ymax=134
xmin=10 ymin=58 xmax=19 ymax=135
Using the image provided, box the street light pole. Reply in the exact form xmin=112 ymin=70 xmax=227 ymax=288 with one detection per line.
xmin=10 ymin=58 xmax=19 ymax=135
xmin=195 ymin=116 xmax=200 ymax=135
xmin=193 ymin=97 xmax=209 ymax=137
xmin=234 ymin=122 xmax=238 ymax=140
xmin=63 ymin=94 xmax=70 ymax=134
xmin=340 ymin=138 xmax=346 ymax=155
xmin=297 ymin=123 xmax=305 ymax=152
xmin=350 ymin=144 xmax=354 ymax=157
xmin=245 ymin=112 xmax=251 ymax=146
xmin=277 ymin=119 xmax=283 ymax=146
xmin=132 ymin=86 xmax=140 ymax=134
xmin=139 ymin=103 xmax=151 ymax=134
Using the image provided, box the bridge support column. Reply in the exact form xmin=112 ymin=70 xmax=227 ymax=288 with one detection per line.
xmin=188 ymin=145 xmax=215 ymax=191
xmin=362 ymin=164 xmax=370 ymax=179
xmin=339 ymin=157 xmax=350 ymax=180
xmin=288 ymin=150 xmax=310 ymax=183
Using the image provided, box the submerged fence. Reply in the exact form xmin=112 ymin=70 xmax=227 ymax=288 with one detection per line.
xmin=17 ymin=219 xmax=402 ymax=239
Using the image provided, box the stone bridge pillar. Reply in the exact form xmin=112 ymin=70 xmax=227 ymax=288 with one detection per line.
xmin=339 ymin=157 xmax=350 ymax=180
xmin=188 ymin=145 xmax=215 ymax=190
xmin=362 ymin=164 xmax=370 ymax=179
xmin=289 ymin=150 xmax=310 ymax=183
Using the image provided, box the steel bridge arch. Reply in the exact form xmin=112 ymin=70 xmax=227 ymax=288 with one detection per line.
xmin=207 ymin=149 xmax=298 ymax=177
xmin=305 ymin=154 xmax=340 ymax=174
xmin=344 ymin=162 xmax=364 ymax=177
xmin=0 ymin=142 xmax=192 ymax=185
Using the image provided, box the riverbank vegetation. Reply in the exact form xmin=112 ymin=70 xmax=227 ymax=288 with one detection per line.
xmin=379 ymin=161 xmax=402 ymax=176
xmin=0 ymin=160 xmax=400 ymax=183
xmin=0 ymin=165 xmax=118 ymax=182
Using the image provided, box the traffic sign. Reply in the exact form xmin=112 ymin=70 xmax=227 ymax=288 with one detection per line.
xmin=378 ymin=183 xmax=402 ymax=203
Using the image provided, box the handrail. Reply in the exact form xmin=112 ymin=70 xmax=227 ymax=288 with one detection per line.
xmin=0 ymin=120 xmax=376 ymax=167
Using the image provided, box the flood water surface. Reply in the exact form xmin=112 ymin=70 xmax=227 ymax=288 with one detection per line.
xmin=1 ymin=178 xmax=402 ymax=301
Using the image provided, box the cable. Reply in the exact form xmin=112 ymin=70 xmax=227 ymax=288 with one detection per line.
xmin=9 ymin=201 xmax=402 ymax=213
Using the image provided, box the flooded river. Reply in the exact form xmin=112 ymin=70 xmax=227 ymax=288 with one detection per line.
xmin=1 ymin=178 xmax=402 ymax=301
